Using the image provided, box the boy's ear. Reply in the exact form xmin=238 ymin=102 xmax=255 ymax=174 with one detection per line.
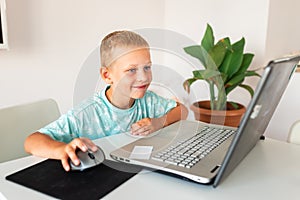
xmin=100 ymin=67 xmax=113 ymax=84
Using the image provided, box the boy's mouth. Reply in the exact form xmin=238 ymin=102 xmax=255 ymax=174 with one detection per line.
xmin=132 ymin=84 xmax=149 ymax=89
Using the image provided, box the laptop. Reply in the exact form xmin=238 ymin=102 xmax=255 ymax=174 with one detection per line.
xmin=110 ymin=54 xmax=300 ymax=187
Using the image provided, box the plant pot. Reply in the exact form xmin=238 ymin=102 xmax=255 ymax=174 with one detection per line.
xmin=190 ymin=100 xmax=246 ymax=127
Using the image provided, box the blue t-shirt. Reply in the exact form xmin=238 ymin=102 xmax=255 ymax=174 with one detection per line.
xmin=39 ymin=86 xmax=177 ymax=143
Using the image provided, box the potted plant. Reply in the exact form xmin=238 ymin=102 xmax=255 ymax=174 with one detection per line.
xmin=183 ymin=24 xmax=260 ymax=127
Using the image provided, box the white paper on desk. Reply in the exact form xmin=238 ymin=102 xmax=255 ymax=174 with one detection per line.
xmin=129 ymin=146 xmax=153 ymax=160
xmin=0 ymin=192 xmax=7 ymax=200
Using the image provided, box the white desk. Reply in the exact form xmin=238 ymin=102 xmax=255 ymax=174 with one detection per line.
xmin=1 ymin=134 xmax=300 ymax=200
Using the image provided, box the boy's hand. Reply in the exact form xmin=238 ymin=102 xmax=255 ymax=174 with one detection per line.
xmin=130 ymin=118 xmax=164 ymax=136
xmin=59 ymin=138 xmax=98 ymax=171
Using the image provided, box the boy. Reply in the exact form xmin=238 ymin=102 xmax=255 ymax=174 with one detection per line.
xmin=24 ymin=30 xmax=188 ymax=171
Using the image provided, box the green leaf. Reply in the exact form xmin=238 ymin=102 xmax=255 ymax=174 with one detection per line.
xmin=225 ymin=79 xmax=242 ymax=95
xmin=220 ymin=73 xmax=228 ymax=84
xmin=224 ymin=72 xmax=245 ymax=95
xmin=183 ymin=45 xmax=208 ymax=68
xmin=192 ymin=69 xmax=221 ymax=80
xmin=201 ymin=24 xmax=214 ymax=52
xmin=245 ymin=70 xmax=261 ymax=77
xmin=236 ymin=53 xmax=254 ymax=74
xmin=183 ymin=78 xmax=197 ymax=93
xmin=225 ymin=84 xmax=237 ymax=95
xmin=228 ymin=101 xmax=240 ymax=109
xmin=217 ymin=38 xmax=231 ymax=71
xmin=225 ymin=73 xmax=245 ymax=87
xmin=239 ymin=84 xmax=255 ymax=97
xmin=207 ymin=39 xmax=228 ymax=69
xmin=224 ymin=38 xmax=245 ymax=79
xmin=222 ymin=37 xmax=232 ymax=51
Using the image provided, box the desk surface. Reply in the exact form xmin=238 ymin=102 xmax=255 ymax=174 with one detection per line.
xmin=1 ymin=134 xmax=300 ymax=200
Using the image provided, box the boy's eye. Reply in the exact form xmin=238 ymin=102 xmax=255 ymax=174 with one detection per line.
xmin=128 ymin=68 xmax=137 ymax=73
xmin=144 ymin=66 xmax=151 ymax=71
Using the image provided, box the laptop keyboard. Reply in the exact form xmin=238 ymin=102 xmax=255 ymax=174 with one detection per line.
xmin=151 ymin=126 xmax=235 ymax=168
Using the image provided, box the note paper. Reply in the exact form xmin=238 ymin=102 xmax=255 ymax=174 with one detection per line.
xmin=129 ymin=146 xmax=153 ymax=160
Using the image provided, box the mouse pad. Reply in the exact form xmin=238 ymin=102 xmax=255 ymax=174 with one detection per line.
xmin=6 ymin=159 xmax=143 ymax=200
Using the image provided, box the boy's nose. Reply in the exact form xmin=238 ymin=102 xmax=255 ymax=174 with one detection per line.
xmin=137 ymin=71 xmax=149 ymax=81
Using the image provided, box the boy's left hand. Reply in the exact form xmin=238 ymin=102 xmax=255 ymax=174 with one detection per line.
xmin=130 ymin=118 xmax=163 ymax=136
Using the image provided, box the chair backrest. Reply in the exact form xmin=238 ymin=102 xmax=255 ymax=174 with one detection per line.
xmin=0 ymin=99 xmax=60 ymax=163
xmin=287 ymin=120 xmax=300 ymax=145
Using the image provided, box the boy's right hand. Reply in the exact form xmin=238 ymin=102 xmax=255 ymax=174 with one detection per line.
xmin=59 ymin=138 xmax=98 ymax=171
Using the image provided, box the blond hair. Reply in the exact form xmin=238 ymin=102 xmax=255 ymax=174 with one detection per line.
xmin=100 ymin=30 xmax=149 ymax=67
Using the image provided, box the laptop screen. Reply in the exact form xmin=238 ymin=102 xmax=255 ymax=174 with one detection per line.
xmin=213 ymin=55 xmax=300 ymax=187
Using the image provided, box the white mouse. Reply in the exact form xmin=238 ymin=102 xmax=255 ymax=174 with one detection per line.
xmin=69 ymin=146 xmax=105 ymax=171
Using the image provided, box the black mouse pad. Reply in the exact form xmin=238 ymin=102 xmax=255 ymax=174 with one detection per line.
xmin=6 ymin=159 xmax=143 ymax=200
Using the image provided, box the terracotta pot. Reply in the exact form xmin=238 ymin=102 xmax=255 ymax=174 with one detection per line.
xmin=190 ymin=100 xmax=246 ymax=127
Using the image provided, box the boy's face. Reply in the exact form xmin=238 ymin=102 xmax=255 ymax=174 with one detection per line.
xmin=103 ymin=47 xmax=152 ymax=101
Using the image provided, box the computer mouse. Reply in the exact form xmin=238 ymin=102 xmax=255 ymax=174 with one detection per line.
xmin=69 ymin=146 xmax=105 ymax=171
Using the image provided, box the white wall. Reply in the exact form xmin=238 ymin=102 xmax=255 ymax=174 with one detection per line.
xmin=1 ymin=0 xmax=299 ymax=141
xmin=264 ymin=0 xmax=300 ymax=141
xmin=0 ymin=0 xmax=165 ymax=113
xmin=265 ymin=0 xmax=300 ymax=60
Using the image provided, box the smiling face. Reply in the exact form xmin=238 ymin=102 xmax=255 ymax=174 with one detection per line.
xmin=101 ymin=47 xmax=152 ymax=109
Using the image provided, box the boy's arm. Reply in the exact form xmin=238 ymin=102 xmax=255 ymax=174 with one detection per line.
xmin=160 ymin=102 xmax=188 ymax=127
xmin=24 ymin=132 xmax=97 ymax=171
xmin=131 ymin=102 xmax=188 ymax=136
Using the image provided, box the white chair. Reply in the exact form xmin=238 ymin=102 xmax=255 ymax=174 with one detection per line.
xmin=0 ymin=99 xmax=60 ymax=163
xmin=287 ymin=120 xmax=300 ymax=145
